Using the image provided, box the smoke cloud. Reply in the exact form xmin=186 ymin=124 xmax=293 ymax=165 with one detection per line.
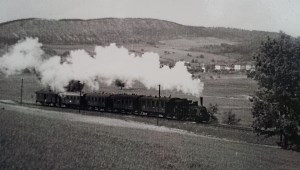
xmin=0 ymin=37 xmax=204 ymax=96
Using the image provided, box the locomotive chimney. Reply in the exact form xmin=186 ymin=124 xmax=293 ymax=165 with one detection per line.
xmin=200 ymin=97 xmax=203 ymax=106
xmin=158 ymin=84 xmax=161 ymax=98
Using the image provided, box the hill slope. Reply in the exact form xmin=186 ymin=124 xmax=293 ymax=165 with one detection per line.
xmin=0 ymin=18 xmax=278 ymax=45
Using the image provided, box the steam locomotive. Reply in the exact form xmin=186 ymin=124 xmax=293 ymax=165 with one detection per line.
xmin=35 ymin=90 xmax=210 ymax=122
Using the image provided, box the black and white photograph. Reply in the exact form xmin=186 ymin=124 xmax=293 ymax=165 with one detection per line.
xmin=0 ymin=0 xmax=299 ymax=169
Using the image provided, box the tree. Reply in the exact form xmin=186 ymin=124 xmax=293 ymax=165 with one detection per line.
xmin=115 ymin=79 xmax=126 ymax=89
xmin=64 ymin=80 xmax=84 ymax=92
xmin=208 ymin=103 xmax=219 ymax=122
xmin=251 ymin=33 xmax=300 ymax=149
xmin=222 ymin=110 xmax=241 ymax=125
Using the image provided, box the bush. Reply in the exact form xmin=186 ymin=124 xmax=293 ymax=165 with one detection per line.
xmin=222 ymin=110 xmax=241 ymax=125
xmin=208 ymin=103 xmax=219 ymax=122
xmin=114 ymin=79 xmax=125 ymax=89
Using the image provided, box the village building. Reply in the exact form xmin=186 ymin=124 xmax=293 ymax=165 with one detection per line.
xmin=201 ymin=63 xmax=206 ymax=72
xmin=215 ymin=65 xmax=221 ymax=70
xmin=234 ymin=65 xmax=241 ymax=71
xmin=225 ymin=66 xmax=231 ymax=71
xmin=246 ymin=65 xmax=252 ymax=71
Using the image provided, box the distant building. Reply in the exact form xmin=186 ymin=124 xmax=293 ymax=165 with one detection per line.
xmin=225 ymin=66 xmax=231 ymax=71
xmin=220 ymin=65 xmax=226 ymax=70
xmin=250 ymin=65 xmax=256 ymax=72
xmin=201 ymin=63 xmax=206 ymax=72
xmin=246 ymin=65 xmax=252 ymax=71
xmin=215 ymin=65 xmax=221 ymax=70
xmin=234 ymin=65 xmax=241 ymax=71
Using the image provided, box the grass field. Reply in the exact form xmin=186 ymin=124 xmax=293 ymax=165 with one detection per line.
xmin=44 ymin=37 xmax=237 ymax=66
xmin=1 ymin=105 xmax=299 ymax=169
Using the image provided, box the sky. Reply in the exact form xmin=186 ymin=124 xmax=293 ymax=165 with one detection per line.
xmin=0 ymin=0 xmax=299 ymax=36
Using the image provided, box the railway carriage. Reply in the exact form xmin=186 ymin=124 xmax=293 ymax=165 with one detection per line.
xmin=84 ymin=93 xmax=113 ymax=111
xmin=111 ymin=94 xmax=142 ymax=113
xmin=139 ymin=96 xmax=168 ymax=116
xmin=60 ymin=92 xmax=81 ymax=108
xmin=167 ymin=98 xmax=190 ymax=120
xmin=35 ymin=89 xmax=61 ymax=106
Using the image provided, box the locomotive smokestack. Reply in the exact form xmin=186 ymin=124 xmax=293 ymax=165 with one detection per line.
xmin=200 ymin=97 xmax=203 ymax=106
xmin=158 ymin=84 xmax=161 ymax=98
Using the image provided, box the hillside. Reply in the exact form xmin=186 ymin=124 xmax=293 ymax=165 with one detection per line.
xmin=0 ymin=18 xmax=278 ymax=45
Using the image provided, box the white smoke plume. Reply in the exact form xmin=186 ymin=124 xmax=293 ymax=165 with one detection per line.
xmin=0 ymin=37 xmax=204 ymax=96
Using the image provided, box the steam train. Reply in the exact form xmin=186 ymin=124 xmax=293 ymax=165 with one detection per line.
xmin=35 ymin=90 xmax=210 ymax=122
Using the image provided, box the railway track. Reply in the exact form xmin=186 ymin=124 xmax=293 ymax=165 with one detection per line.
xmin=1 ymin=100 xmax=253 ymax=132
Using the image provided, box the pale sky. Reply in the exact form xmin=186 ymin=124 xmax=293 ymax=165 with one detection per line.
xmin=0 ymin=0 xmax=299 ymax=36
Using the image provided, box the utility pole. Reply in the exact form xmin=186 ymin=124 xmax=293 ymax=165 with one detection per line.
xmin=78 ymin=80 xmax=81 ymax=113
xmin=157 ymin=84 xmax=161 ymax=126
xmin=20 ymin=78 xmax=23 ymax=105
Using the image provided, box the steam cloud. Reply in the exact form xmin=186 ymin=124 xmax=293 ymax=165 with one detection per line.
xmin=0 ymin=37 xmax=204 ymax=96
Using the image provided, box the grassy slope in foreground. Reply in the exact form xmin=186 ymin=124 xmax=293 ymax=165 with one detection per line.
xmin=0 ymin=107 xmax=300 ymax=170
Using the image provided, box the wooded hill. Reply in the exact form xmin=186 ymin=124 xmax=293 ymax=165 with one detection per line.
xmin=0 ymin=18 xmax=278 ymax=45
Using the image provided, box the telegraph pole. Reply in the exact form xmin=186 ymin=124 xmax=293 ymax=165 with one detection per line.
xmin=20 ymin=78 xmax=23 ymax=105
xmin=157 ymin=84 xmax=161 ymax=126
xmin=78 ymin=81 xmax=81 ymax=113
